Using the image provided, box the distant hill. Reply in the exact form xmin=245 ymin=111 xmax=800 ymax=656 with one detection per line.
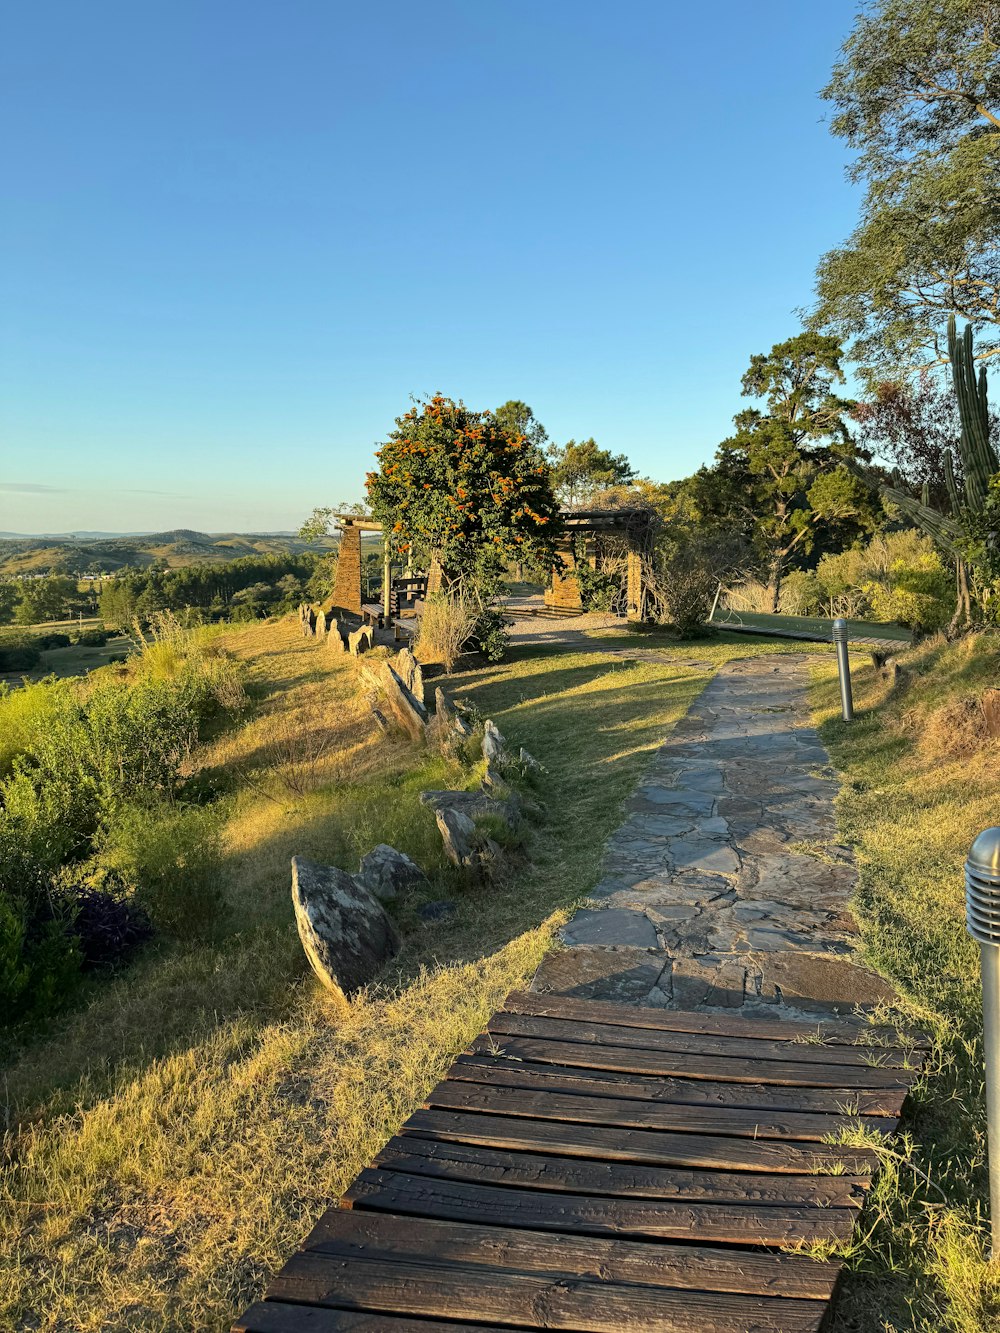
xmin=0 ymin=530 xmax=339 ymax=577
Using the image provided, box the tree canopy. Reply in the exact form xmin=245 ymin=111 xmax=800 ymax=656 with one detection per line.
xmin=709 ymin=332 xmax=877 ymax=608
xmin=812 ymin=0 xmax=1000 ymax=373
xmin=547 ymin=438 xmax=636 ymax=507
xmin=365 ymin=394 xmax=562 ymax=592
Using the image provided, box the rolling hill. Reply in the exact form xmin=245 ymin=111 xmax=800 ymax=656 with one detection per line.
xmin=0 ymin=530 xmax=339 ymax=576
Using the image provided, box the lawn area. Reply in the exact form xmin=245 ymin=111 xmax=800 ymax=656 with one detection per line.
xmin=713 ymin=606 xmax=913 ymax=645
xmin=0 ymin=617 xmax=828 ymax=1331
xmin=810 ymin=635 xmax=1000 ymax=1333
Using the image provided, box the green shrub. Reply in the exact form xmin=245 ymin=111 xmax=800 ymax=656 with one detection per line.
xmin=778 ymin=570 xmax=823 ymax=616
xmin=575 ymin=564 xmax=620 ymax=613
xmin=98 ymin=802 xmax=228 ymax=940
xmin=0 ymin=891 xmax=80 ymax=1025
xmin=0 ymin=633 xmax=42 ymax=672
xmin=35 ymin=632 xmax=71 ymax=650
xmin=75 ymin=628 xmax=109 ymax=647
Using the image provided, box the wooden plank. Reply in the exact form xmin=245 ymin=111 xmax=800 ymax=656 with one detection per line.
xmin=265 ymin=1251 xmax=831 ymax=1333
xmin=344 ymin=1169 xmax=860 ymax=1247
xmin=448 ymin=1052 xmax=907 ymax=1117
xmin=300 ymin=1210 xmax=842 ymax=1300
xmin=471 ymin=1032 xmax=910 ymax=1089
xmin=505 ymin=989 xmax=929 ymax=1049
xmin=424 ymin=1079 xmax=893 ymax=1142
xmin=400 ymin=1108 xmax=881 ymax=1174
xmin=374 ymin=1135 xmax=871 ymax=1207
xmin=488 ymin=1011 xmax=913 ymax=1070
xmin=235 ymin=1304 xmax=508 ymax=1332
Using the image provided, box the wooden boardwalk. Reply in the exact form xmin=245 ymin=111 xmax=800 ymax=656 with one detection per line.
xmin=234 ymin=990 xmax=925 ymax=1333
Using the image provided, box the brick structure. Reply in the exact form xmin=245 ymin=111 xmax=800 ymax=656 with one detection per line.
xmin=544 ymin=509 xmax=655 ymax=621
xmin=546 ymin=537 xmax=583 ymax=610
xmin=330 ymin=522 xmax=363 ymax=616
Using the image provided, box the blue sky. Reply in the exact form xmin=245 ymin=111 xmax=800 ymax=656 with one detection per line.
xmin=1 ymin=1 xmax=863 ymax=534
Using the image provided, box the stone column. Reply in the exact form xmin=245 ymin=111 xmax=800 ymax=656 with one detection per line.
xmin=545 ymin=537 xmax=583 ymax=611
xmin=331 ymin=522 xmax=363 ymax=616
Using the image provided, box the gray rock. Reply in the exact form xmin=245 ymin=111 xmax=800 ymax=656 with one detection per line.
xmin=327 ymin=617 xmax=347 ymax=653
xmin=378 ymin=662 xmax=428 ymax=742
xmin=420 ymin=789 xmax=518 ymax=829
xmin=394 ymin=648 xmax=425 ymax=704
xmin=417 ymin=899 xmax=457 ymax=923
xmin=519 ymin=746 xmax=544 ymax=773
xmin=559 ymin=908 xmax=659 ymax=950
xmin=434 ymin=806 xmax=500 ymax=872
xmin=482 ymin=719 xmax=513 ymax=767
xmin=348 ymin=626 xmax=371 ymax=656
xmin=291 ymin=856 xmax=400 ymax=999
xmin=435 ymin=688 xmax=471 ymax=737
xmin=356 ymin=844 xmax=427 ymax=902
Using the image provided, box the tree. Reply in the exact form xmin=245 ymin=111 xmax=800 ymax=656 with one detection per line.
xmin=0 ymin=582 xmax=16 ymax=626
xmin=494 ymin=401 xmax=549 ymax=453
xmin=13 ymin=575 xmax=77 ymax=625
xmin=365 ymin=393 xmax=563 ymax=597
xmin=852 ymin=373 xmax=969 ymax=505
xmin=813 ymin=0 xmax=1000 ymax=373
xmin=711 ymin=332 xmax=876 ymax=610
xmin=547 ymin=438 xmax=636 ymax=507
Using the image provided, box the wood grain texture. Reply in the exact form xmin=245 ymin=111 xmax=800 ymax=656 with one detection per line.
xmin=487 ymin=1011 xmax=913 ymax=1070
xmin=373 ymin=1135 xmax=871 ymax=1207
xmin=401 ymin=1108 xmax=881 ymax=1174
xmin=423 ymin=1078 xmax=892 ymax=1141
xmin=235 ymin=1305 xmax=510 ymax=1332
xmin=448 ymin=1052 xmax=907 ymax=1117
xmin=470 ymin=1032 xmax=910 ymax=1088
xmin=299 ymin=1211 xmax=842 ymax=1300
xmin=505 ymin=989 xmax=929 ymax=1049
xmin=265 ymin=1251 xmax=831 ymax=1332
xmin=344 ymin=1169 xmax=861 ymax=1246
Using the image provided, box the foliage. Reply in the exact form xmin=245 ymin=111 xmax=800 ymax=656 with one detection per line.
xmin=546 ymin=437 xmax=636 ymax=507
xmin=13 ymin=574 xmax=80 ymax=625
xmin=0 ymin=632 xmax=42 ymax=672
xmin=710 ymin=331 xmax=877 ymax=608
xmin=880 ymin=318 xmax=999 ymax=625
xmin=813 ymin=0 xmax=1000 ymax=373
xmin=493 ymin=400 xmax=550 ymax=453
xmin=815 ymin=530 xmax=953 ymax=630
xmin=98 ymin=553 xmax=319 ymax=631
xmin=574 ymin=562 xmax=620 ymax=612
xmin=853 ymin=372 xmax=974 ymax=507
xmin=0 ymin=581 xmax=16 ymax=624
xmin=413 ymin=594 xmax=479 ymax=672
xmin=366 ymin=394 xmax=563 ymax=595
xmin=660 ymin=541 xmax=718 ymax=636
xmin=97 ymin=802 xmax=227 ymax=940
xmin=467 ymin=606 xmax=510 ymax=663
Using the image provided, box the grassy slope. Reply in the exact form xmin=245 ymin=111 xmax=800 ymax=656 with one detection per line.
xmin=0 ymin=620 xmax=825 ymax=1331
xmin=811 ymin=636 xmax=1000 ymax=1332
xmin=715 ymin=607 xmax=913 ymax=643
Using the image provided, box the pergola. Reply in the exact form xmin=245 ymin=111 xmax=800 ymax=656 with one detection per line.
xmin=326 ymin=507 xmax=656 ymax=623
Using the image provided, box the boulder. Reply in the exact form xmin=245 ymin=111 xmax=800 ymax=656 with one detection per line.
xmin=356 ymin=843 xmax=427 ymax=902
xmin=434 ymin=806 xmax=500 ymax=872
xmin=394 ymin=647 xmax=425 ymax=704
xmin=519 ymin=746 xmax=544 ymax=773
xmin=291 ymin=856 xmax=400 ymax=999
xmin=436 ymin=688 xmax=471 ymax=737
xmin=348 ymin=625 xmax=373 ymax=656
xmin=482 ymin=719 xmax=514 ymax=767
xmin=380 ymin=662 xmax=428 ymax=742
xmin=327 ymin=618 xmax=347 ymax=653
xmin=420 ymin=788 xmax=519 ymax=830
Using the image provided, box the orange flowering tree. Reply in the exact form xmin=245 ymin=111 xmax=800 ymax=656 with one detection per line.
xmin=366 ymin=394 xmax=563 ymax=595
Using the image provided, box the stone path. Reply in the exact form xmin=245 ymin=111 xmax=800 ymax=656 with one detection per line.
xmin=534 ymin=654 xmax=896 ymax=1023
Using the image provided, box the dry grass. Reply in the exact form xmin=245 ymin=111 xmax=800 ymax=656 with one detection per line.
xmin=810 ymin=631 xmax=1000 ymax=1332
xmin=413 ymin=594 xmax=478 ymax=671
xmin=0 ymin=620 xmax=834 ymax=1330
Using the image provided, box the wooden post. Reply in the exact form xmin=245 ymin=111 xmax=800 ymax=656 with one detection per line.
xmin=383 ymin=541 xmax=392 ymax=620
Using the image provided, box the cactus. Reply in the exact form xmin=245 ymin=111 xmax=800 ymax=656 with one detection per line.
xmin=880 ymin=317 xmax=996 ymax=543
xmin=947 ymin=314 xmax=998 ymax=513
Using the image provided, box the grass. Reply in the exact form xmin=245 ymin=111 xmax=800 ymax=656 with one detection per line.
xmin=809 ymin=632 xmax=1000 ymax=1332
xmin=713 ymin=607 xmax=913 ymax=644
xmin=0 ymin=618 xmax=831 ymax=1330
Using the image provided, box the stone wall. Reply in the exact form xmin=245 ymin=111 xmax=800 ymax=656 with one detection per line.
xmin=544 ymin=538 xmax=583 ymax=611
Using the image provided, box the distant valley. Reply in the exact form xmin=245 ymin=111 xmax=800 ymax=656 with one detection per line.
xmin=0 ymin=528 xmax=338 ymax=576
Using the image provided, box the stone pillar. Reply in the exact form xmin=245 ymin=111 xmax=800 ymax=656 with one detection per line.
xmin=545 ymin=537 xmax=583 ymax=611
xmin=331 ymin=522 xmax=363 ymax=616
xmin=427 ymin=554 xmax=444 ymax=597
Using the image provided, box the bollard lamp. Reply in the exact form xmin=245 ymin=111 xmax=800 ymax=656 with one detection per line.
xmin=967 ymin=826 xmax=1000 ymax=1258
xmin=831 ymin=618 xmax=854 ymax=722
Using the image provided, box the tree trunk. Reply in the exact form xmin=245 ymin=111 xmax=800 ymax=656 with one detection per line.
xmin=767 ymin=555 xmax=783 ymax=614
